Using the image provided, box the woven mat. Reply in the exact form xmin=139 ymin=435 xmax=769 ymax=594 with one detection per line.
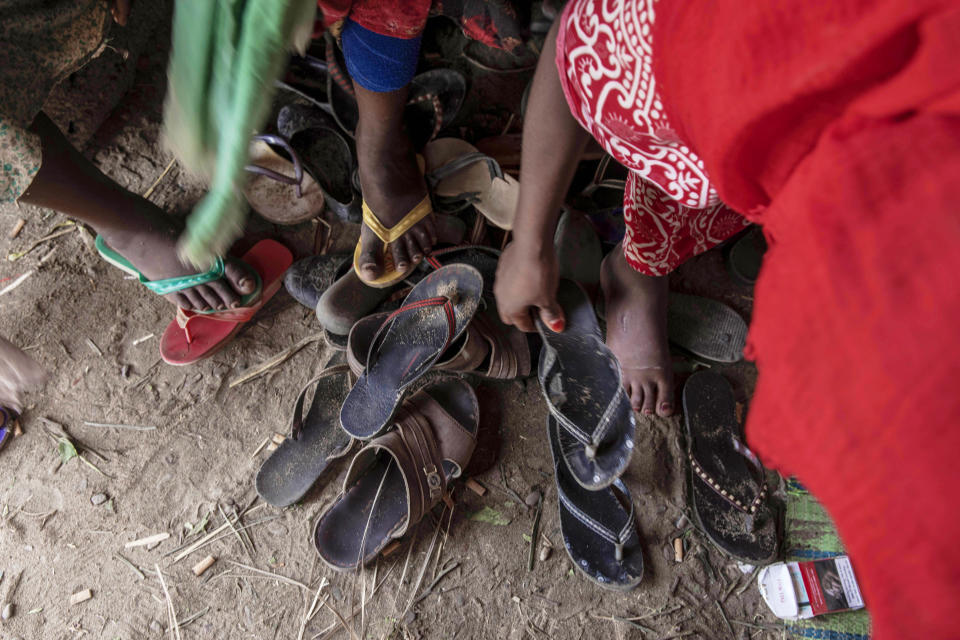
xmin=782 ymin=478 xmax=871 ymax=639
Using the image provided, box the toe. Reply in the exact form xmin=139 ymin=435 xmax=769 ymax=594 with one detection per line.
xmin=166 ymin=292 xmax=191 ymax=309
xmin=656 ymin=377 xmax=675 ymax=417
xmin=640 ymin=381 xmax=657 ymax=416
xmin=626 ymin=380 xmax=645 ymax=413
xmin=183 ymin=288 xmax=210 ymax=312
xmin=224 ymin=260 xmax=256 ymax=296
xmin=403 ymin=235 xmax=422 ymax=264
xmin=390 ymin=238 xmax=410 ymax=272
xmin=196 ymin=284 xmax=224 ymax=311
xmin=411 ymin=222 xmax=434 ymax=254
xmin=358 ymin=226 xmax=383 ymax=280
xmin=209 ymin=278 xmax=240 ymax=309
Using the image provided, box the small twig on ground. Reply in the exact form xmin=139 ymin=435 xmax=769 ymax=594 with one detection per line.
xmin=178 ymin=606 xmax=210 ymax=629
xmin=7 ymin=223 xmax=75 ymax=261
xmin=229 ymin=334 xmax=324 ymax=387
xmin=225 ymin=561 xmax=310 ymax=591
xmin=218 ymin=504 xmax=253 ymax=560
xmin=143 ymin=157 xmax=177 ymax=199
xmin=589 ymin=613 xmax=656 ymax=635
xmin=155 ymin=564 xmax=181 ymax=640
xmin=412 ymin=561 xmax=459 ymax=605
xmin=132 ymin=333 xmax=155 ymax=346
xmin=0 ymin=270 xmax=34 ymax=296
xmin=114 ymin=553 xmax=145 ymax=580
xmin=83 ymin=421 xmax=157 ymax=432
xmin=730 ymin=619 xmax=781 ymax=632
xmin=528 ymin=493 xmax=543 ymax=571
xmin=735 ymin=567 xmax=759 ymax=596
xmin=497 ymin=462 xmax=529 ymax=511
xmin=716 ymin=601 xmax=734 ymax=637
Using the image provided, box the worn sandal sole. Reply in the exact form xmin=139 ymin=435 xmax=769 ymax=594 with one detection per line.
xmin=668 ymin=293 xmax=748 ymax=363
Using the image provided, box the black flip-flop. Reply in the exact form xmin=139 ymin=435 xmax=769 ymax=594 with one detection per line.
xmin=255 ymin=365 xmax=355 ymax=507
xmin=284 ymin=253 xmax=350 ymax=310
xmin=315 ymin=378 xmax=478 ymax=570
xmin=682 ymin=371 xmax=779 ymax=563
xmin=548 ymin=415 xmax=644 ymax=591
xmin=278 ymin=104 xmax=361 ymax=223
xmin=537 ymin=279 xmax=635 ymax=490
xmin=339 ymin=264 xmax=484 ymax=440
xmin=668 ymin=293 xmax=748 ymax=363
xmin=555 ymin=209 xmax=602 ymax=288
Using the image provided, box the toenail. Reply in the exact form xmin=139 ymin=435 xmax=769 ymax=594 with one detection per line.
xmin=643 ymin=409 xmax=654 ymax=415
xmin=660 ymin=403 xmax=672 ymax=412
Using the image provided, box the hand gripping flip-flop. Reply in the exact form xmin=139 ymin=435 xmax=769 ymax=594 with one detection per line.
xmin=159 ymin=240 xmax=293 ymax=365
xmin=339 ymin=264 xmax=483 ymax=440
xmin=548 ymin=414 xmax=644 ymax=591
xmin=683 ymin=371 xmax=779 ymax=563
xmin=256 ymin=364 xmax=355 ymax=507
xmin=315 ymin=378 xmax=478 ymax=570
xmin=537 ymin=279 xmax=636 ymax=490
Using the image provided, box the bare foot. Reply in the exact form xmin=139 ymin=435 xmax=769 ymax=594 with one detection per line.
xmin=601 ymin=245 xmax=675 ymax=417
xmin=355 ymin=129 xmax=436 ymax=281
xmin=101 ymin=200 xmax=256 ymax=312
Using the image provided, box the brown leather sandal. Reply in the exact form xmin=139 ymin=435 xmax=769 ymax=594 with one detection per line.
xmin=346 ymin=308 xmax=530 ymax=380
xmin=313 ymin=378 xmax=478 ymax=570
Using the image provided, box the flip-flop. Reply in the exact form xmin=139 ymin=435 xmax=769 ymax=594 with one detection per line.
xmin=548 ymin=414 xmax=644 ymax=591
xmin=667 ymin=293 xmax=748 ymax=363
xmin=315 ymin=377 xmax=478 ymax=570
xmin=555 ymin=209 xmax=602 ymax=288
xmin=159 ymin=239 xmax=293 ymax=366
xmin=284 ymin=253 xmax=350 ymax=310
xmin=423 ymin=138 xmax=519 ymax=230
xmin=537 ymin=279 xmax=635 ymax=490
xmin=277 ymin=104 xmax=362 ymax=223
xmin=95 ymin=236 xmax=262 ymax=314
xmin=255 ymin=364 xmax=355 ymax=507
xmin=243 ymin=135 xmax=327 ymax=225
xmin=683 ymin=371 xmax=779 ymax=563
xmin=339 ymin=264 xmax=484 ymax=440
xmin=725 ymin=226 xmax=767 ymax=286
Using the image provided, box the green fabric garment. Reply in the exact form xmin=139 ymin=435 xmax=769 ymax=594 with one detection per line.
xmin=164 ymin=0 xmax=314 ymax=267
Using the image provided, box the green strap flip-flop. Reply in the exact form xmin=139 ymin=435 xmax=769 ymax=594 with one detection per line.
xmin=95 ymin=235 xmax=262 ymax=312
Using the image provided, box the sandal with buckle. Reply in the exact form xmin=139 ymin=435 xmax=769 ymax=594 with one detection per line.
xmin=314 ymin=377 xmax=478 ymax=570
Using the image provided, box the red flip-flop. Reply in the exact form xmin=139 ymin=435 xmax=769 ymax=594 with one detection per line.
xmin=160 ymin=239 xmax=293 ymax=365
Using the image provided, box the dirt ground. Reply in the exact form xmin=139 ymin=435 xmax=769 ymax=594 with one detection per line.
xmin=0 ymin=10 xmax=786 ymax=640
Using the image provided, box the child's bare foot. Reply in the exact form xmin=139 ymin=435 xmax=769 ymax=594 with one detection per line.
xmin=601 ymin=245 xmax=675 ymax=417
xmin=100 ymin=200 xmax=256 ymax=312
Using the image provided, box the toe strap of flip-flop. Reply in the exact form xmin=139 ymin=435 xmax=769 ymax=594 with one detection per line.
xmin=558 ymin=478 xmax=636 ymax=561
xmin=342 ymin=392 xmax=475 ymax=535
xmin=425 ymin=151 xmax=504 ymax=190
xmin=541 ymin=349 xmax=630 ymax=459
xmin=362 ymin=195 xmax=433 ymax=245
xmin=137 ymin=256 xmax=227 ymax=296
xmin=245 ymin=134 xmax=308 ymax=199
xmin=689 ymin=435 xmax=769 ymax=518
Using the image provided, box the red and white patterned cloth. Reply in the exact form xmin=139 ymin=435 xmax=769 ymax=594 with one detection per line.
xmin=556 ymin=0 xmax=748 ymax=275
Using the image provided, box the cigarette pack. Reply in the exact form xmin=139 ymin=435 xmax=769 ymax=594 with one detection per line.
xmin=757 ymin=555 xmax=864 ymax=620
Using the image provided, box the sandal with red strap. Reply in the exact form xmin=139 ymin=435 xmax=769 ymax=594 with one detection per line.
xmin=338 ymin=264 xmax=483 ymax=440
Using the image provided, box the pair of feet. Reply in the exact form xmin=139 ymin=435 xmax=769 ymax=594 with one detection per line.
xmin=601 ymin=247 xmax=675 ymax=418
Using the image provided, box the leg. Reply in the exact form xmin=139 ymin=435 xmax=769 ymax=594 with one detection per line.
xmin=18 ymin=113 xmax=255 ymax=311
xmin=353 ymin=84 xmax=437 ymax=279
xmin=601 ymin=245 xmax=674 ymax=416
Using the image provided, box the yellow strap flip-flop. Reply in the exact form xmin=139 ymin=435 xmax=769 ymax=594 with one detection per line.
xmin=353 ymin=192 xmax=434 ymax=288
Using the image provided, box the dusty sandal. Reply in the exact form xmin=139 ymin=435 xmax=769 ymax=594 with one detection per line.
xmin=537 ymin=279 xmax=635 ymax=490
xmin=667 ymin=293 xmax=748 ymax=364
xmin=256 ymin=365 xmax=355 ymax=507
xmin=243 ymin=134 xmax=327 ymax=225
xmin=548 ymin=415 xmax=644 ymax=590
xmin=284 ymin=253 xmax=350 ymax=310
xmin=159 ymin=239 xmax=293 ymax=366
xmin=314 ymin=378 xmax=478 ymax=570
xmin=683 ymin=371 xmax=779 ymax=563
xmin=339 ymin=264 xmax=483 ymax=439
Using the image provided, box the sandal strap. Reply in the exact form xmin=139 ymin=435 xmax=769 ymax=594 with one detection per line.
xmin=245 ymin=134 xmax=307 ymax=199
xmin=362 ymin=195 xmax=433 ymax=244
xmin=541 ymin=348 xmax=628 ymax=454
xmin=289 ymin=365 xmax=351 ymax=440
xmin=139 ymin=256 xmax=226 ymax=296
xmin=343 ymin=390 xmax=475 ymax=534
xmin=364 ymin=295 xmax=457 ymax=386
xmin=558 ymin=477 xmax=635 ymax=560
xmin=407 ymin=92 xmax=444 ymax=142
xmin=425 ymin=151 xmax=504 ymax=190
xmin=688 ymin=439 xmax=768 ymax=515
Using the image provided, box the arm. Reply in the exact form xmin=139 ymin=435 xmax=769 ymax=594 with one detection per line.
xmin=493 ymin=19 xmax=589 ymax=332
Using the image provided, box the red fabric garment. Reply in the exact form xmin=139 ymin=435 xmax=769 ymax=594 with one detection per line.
xmin=317 ymin=0 xmax=431 ymax=38
xmin=653 ymin=2 xmax=960 ymax=639
xmin=555 ymin=0 xmax=747 ymax=275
